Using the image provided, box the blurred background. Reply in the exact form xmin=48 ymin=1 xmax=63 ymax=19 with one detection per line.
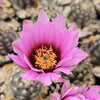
xmin=0 ymin=0 xmax=100 ymax=100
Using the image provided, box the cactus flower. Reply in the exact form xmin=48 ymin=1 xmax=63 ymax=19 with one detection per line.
xmin=8 ymin=10 xmax=87 ymax=86
xmin=50 ymin=80 xmax=100 ymax=100
xmin=0 ymin=0 xmax=3 ymax=4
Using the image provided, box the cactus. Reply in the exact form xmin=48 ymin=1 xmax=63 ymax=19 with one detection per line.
xmin=68 ymin=0 xmax=96 ymax=28
xmin=90 ymin=39 xmax=100 ymax=65
xmin=42 ymin=82 xmax=63 ymax=100
xmin=43 ymin=7 xmax=60 ymax=22
xmin=9 ymin=0 xmax=38 ymax=19
xmin=9 ymin=0 xmax=37 ymax=9
xmin=61 ymin=58 xmax=95 ymax=87
xmin=8 ymin=66 xmax=44 ymax=100
xmin=31 ymin=6 xmax=60 ymax=23
xmin=0 ymin=21 xmax=17 ymax=55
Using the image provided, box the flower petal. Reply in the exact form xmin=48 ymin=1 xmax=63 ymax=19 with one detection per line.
xmin=53 ymin=14 xmax=66 ymax=31
xmin=21 ymin=34 xmax=35 ymax=56
xmin=85 ymin=86 xmax=100 ymax=100
xmin=20 ymin=20 xmax=33 ymax=38
xmin=68 ymin=26 xmax=79 ymax=48
xmin=50 ymin=92 xmax=61 ymax=100
xmin=21 ymin=22 xmax=47 ymax=56
xmin=12 ymin=40 xmax=22 ymax=55
xmin=66 ymin=87 xmax=82 ymax=97
xmin=62 ymin=88 xmax=73 ymax=99
xmin=36 ymin=73 xmax=52 ymax=86
xmin=24 ymin=55 xmax=44 ymax=73
xmin=54 ymin=67 xmax=72 ymax=75
xmin=36 ymin=73 xmax=62 ymax=86
xmin=21 ymin=70 xmax=38 ymax=80
xmin=0 ymin=0 xmax=3 ymax=4
xmin=79 ymin=84 xmax=88 ymax=95
xmin=60 ymin=30 xmax=74 ymax=53
xmin=48 ymin=73 xmax=62 ymax=82
xmin=60 ymin=29 xmax=79 ymax=58
xmin=8 ymin=54 xmax=29 ymax=71
xmin=61 ymin=48 xmax=78 ymax=59
xmin=56 ymin=49 xmax=88 ymax=67
xmin=68 ymin=25 xmax=77 ymax=32
xmin=61 ymin=80 xmax=70 ymax=98
xmin=64 ymin=95 xmax=86 ymax=100
xmin=38 ymin=10 xmax=49 ymax=24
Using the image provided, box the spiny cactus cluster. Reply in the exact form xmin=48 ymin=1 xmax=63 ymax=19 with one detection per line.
xmin=32 ymin=6 xmax=60 ymax=23
xmin=9 ymin=0 xmax=37 ymax=9
xmin=42 ymin=82 xmax=63 ymax=100
xmin=0 ymin=21 xmax=17 ymax=55
xmin=61 ymin=58 xmax=95 ymax=87
xmin=43 ymin=7 xmax=60 ymax=21
xmin=90 ymin=39 xmax=100 ymax=65
xmin=68 ymin=0 xmax=96 ymax=28
xmin=8 ymin=66 xmax=44 ymax=100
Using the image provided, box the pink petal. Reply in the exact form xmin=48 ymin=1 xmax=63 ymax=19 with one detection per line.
xmin=21 ymin=22 xmax=47 ymax=56
xmin=71 ymin=32 xmax=79 ymax=48
xmin=21 ymin=71 xmax=59 ymax=86
xmin=36 ymin=73 xmax=52 ymax=86
xmin=8 ymin=54 xmax=29 ymax=71
xmin=0 ymin=0 xmax=3 ymax=4
xmin=60 ymin=30 xmax=79 ymax=58
xmin=61 ymin=80 xmax=70 ymax=98
xmin=60 ymin=26 xmax=79 ymax=57
xmin=29 ymin=22 xmax=46 ymax=44
xmin=12 ymin=40 xmax=22 ymax=55
xmin=66 ymin=87 xmax=82 ymax=97
xmin=21 ymin=70 xmax=38 ymax=80
xmin=62 ymin=87 xmax=82 ymax=99
xmin=38 ymin=10 xmax=49 ymax=24
xmin=61 ymin=81 xmax=86 ymax=99
xmin=53 ymin=77 xmax=65 ymax=83
xmin=56 ymin=57 xmax=71 ymax=68
xmin=68 ymin=25 xmax=77 ymax=32
xmin=50 ymin=92 xmax=61 ymax=100
xmin=79 ymin=84 xmax=88 ymax=95
xmin=61 ymin=48 xmax=78 ymax=59
xmin=56 ymin=49 xmax=88 ymax=68
xmin=64 ymin=95 xmax=86 ymax=100
xmin=48 ymin=73 xmax=62 ymax=82
xmin=24 ymin=55 xmax=44 ymax=73
xmin=52 ymin=29 xmax=62 ymax=48
xmin=60 ymin=30 xmax=73 ymax=53
xmin=54 ymin=67 xmax=72 ymax=75
xmin=68 ymin=26 xmax=79 ymax=47
xmin=20 ymin=34 xmax=35 ymax=56
xmin=53 ymin=14 xmax=66 ymax=31
xmin=20 ymin=20 xmax=33 ymax=38
xmin=43 ymin=22 xmax=55 ymax=44
xmin=36 ymin=73 xmax=62 ymax=86
xmin=61 ymin=88 xmax=73 ymax=99
xmin=85 ymin=86 xmax=100 ymax=100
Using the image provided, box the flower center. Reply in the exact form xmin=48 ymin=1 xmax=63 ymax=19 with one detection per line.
xmin=29 ymin=44 xmax=61 ymax=72
xmin=33 ymin=46 xmax=57 ymax=72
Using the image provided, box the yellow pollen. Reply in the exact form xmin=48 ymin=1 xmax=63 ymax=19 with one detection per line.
xmin=34 ymin=46 xmax=57 ymax=71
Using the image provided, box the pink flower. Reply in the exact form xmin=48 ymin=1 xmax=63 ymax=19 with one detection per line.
xmin=85 ymin=86 xmax=100 ymax=100
xmin=50 ymin=80 xmax=100 ymax=100
xmin=8 ymin=10 xmax=87 ymax=86
xmin=0 ymin=0 xmax=3 ymax=4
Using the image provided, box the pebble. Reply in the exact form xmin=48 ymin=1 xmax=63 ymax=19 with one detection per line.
xmin=93 ymin=66 xmax=100 ymax=77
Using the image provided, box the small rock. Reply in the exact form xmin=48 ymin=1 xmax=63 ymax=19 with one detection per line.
xmin=57 ymin=0 xmax=74 ymax=5
xmin=16 ymin=9 xmax=27 ymax=19
xmin=93 ymin=66 xmax=100 ymax=77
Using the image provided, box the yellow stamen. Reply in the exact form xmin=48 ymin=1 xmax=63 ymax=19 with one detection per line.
xmin=34 ymin=46 xmax=57 ymax=71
